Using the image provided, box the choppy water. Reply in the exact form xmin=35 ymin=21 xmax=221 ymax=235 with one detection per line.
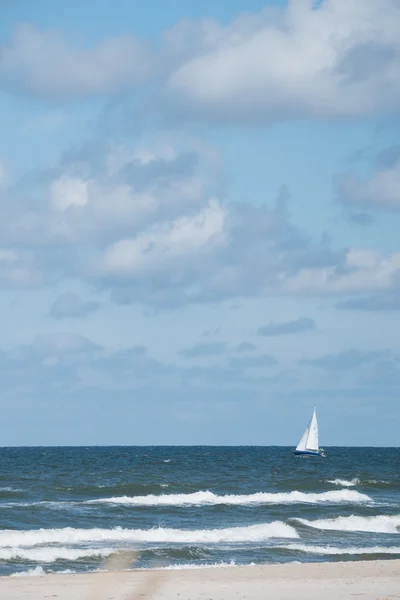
xmin=0 ymin=446 xmax=399 ymax=576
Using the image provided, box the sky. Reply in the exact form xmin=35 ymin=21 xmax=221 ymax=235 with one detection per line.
xmin=0 ymin=0 xmax=400 ymax=446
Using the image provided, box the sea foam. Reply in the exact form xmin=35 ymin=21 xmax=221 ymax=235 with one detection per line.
xmin=10 ymin=566 xmax=46 ymax=577
xmin=327 ymin=478 xmax=359 ymax=487
xmin=295 ymin=514 xmax=400 ymax=534
xmin=283 ymin=543 xmax=400 ymax=555
xmin=85 ymin=489 xmax=371 ymax=507
xmin=0 ymin=522 xmax=298 ymax=548
xmin=0 ymin=547 xmax=114 ymax=563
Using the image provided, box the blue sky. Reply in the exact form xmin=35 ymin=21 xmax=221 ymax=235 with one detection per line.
xmin=0 ymin=0 xmax=400 ymax=446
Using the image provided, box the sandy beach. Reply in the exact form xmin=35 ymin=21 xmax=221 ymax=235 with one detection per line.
xmin=0 ymin=560 xmax=399 ymax=600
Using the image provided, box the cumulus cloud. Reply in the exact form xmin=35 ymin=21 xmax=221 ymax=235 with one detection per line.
xmin=281 ymin=249 xmax=400 ymax=295
xmin=165 ymin=0 xmax=400 ymax=123
xmin=93 ymin=181 xmax=348 ymax=307
xmin=4 ymin=1 xmax=400 ymax=125
xmin=100 ymin=199 xmax=227 ymax=277
xmin=1 ymin=142 xmax=216 ymax=249
xmin=338 ymin=149 xmax=400 ymax=210
xmin=49 ymin=292 xmax=100 ymax=319
xmin=0 ymin=135 xmax=398 ymax=306
xmin=0 ymin=23 xmax=153 ymax=100
xmin=258 ymin=317 xmax=315 ymax=336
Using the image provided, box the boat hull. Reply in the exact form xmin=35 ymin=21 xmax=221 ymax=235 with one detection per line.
xmin=294 ymin=450 xmax=324 ymax=457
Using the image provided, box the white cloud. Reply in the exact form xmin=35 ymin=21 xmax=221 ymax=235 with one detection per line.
xmin=165 ymin=0 xmax=400 ymax=122
xmin=101 ymin=200 xmax=227 ymax=275
xmin=281 ymin=249 xmax=400 ymax=295
xmin=0 ymin=135 xmax=399 ymax=305
xmin=0 ymin=141 xmax=214 ymax=248
xmin=0 ymin=23 xmax=153 ymax=99
xmin=44 ymin=147 xmax=211 ymax=243
xmin=4 ymin=1 xmax=400 ymax=123
xmin=50 ymin=176 xmax=89 ymax=211
xmin=339 ymin=158 xmax=400 ymax=209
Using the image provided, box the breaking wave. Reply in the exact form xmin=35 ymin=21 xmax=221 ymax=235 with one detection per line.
xmin=327 ymin=479 xmax=359 ymax=487
xmin=10 ymin=566 xmax=46 ymax=577
xmin=295 ymin=514 xmax=400 ymax=534
xmin=86 ymin=489 xmax=372 ymax=507
xmin=0 ymin=522 xmax=298 ymax=548
xmin=0 ymin=547 xmax=114 ymax=563
xmin=283 ymin=544 xmax=400 ymax=555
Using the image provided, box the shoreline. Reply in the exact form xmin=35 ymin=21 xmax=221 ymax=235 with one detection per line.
xmin=1 ymin=559 xmax=399 ymax=599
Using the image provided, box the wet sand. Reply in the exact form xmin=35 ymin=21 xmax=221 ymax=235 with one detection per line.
xmin=1 ymin=559 xmax=399 ymax=600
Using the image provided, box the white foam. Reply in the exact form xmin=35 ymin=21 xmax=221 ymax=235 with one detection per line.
xmin=296 ymin=514 xmax=400 ymax=534
xmin=328 ymin=479 xmax=359 ymax=487
xmin=0 ymin=522 xmax=297 ymax=548
xmin=10 ymin=566 xmax=46 ymax=577
xmin=86 ymin=489 xmax=371 ymax=507
xmin=283 ymin=544 xmax=400 ymax=555
xmin=159 ymin=560 xmax=239 ymax=570
xmin=0 ymin=547 xmax=114 ymax=563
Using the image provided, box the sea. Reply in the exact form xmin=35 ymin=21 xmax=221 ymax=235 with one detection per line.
xmin=0 ymin=446 xmax=399 ymax=577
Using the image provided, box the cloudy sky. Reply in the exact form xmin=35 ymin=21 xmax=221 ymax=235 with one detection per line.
xmin=0 ymin=0 xmax=399 ymax=446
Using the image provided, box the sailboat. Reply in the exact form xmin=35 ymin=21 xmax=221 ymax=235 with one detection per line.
xmin=294 ymin=408 xmax=325 ymax=456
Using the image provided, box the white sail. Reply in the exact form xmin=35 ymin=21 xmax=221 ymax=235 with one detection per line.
xmin=295 ymin=425 xmax=309 ymax=452
xmin=306 ymin=409 xmax=319 ymax=451
xmin=296 ymin=408 xmax=319 ymax=452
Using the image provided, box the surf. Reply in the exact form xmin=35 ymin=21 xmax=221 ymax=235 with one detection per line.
xmin=0 ymin=522 xmax=298 ymax=548
xmin=85 ymin=489 xmax=372 ymax=506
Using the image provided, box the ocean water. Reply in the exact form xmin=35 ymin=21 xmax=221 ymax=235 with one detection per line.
xmin=0 ymin=446 xmax=399 ymax=576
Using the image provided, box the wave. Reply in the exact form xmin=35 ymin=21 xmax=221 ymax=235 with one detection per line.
xmin=283 ymin=544 xmax=400 ymax=556
xmin=327 ymin=478 xmax=392 ymax=488
xmin=0 ymin=487 xmax=23 ymax=499
xmin=0 ymin=522 xmax=298 ymax=548
xmin=86 ymin=489 xmax=371 ymax=507
xmin=327 ymin=479 xmax=359 ymax=487
xmin=0 ymin=546 xmax=115 ymax=563
xmin=295 ymin=514 xmax=400 ymax=534
xmin=9 ymin=561 xmax=248 ymax=574
xmin=10 ymin=566 xmax=46 ymax=577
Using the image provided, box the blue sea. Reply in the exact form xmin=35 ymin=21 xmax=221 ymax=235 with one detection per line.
xmin=0 ymin=446 xmax=399 ymax=576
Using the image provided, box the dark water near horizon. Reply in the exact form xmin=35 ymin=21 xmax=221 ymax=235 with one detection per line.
xmin=0 ymin=446 xmax=399 ymax=576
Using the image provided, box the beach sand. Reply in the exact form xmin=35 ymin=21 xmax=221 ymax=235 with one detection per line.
xmin=0 ymin=560 xmax=399 ymax=600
